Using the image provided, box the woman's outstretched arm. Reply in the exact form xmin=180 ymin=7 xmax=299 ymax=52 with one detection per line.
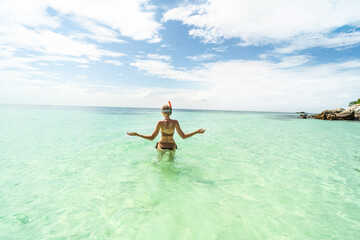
xmin=175 ymin=120 xmax=206 ymax=139
xmin=127 ymin=122 xmax=160 ymax=141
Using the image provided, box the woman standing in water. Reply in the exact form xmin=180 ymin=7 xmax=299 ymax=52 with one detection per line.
xmin=126 ymin=102 xmax=206 ymax=152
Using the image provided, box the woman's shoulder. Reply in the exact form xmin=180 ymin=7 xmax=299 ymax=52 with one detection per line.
xmin=158 ymin=119 xmax=178 ymax=128
xmin=158 ymin=119 xmax=178 ymax=122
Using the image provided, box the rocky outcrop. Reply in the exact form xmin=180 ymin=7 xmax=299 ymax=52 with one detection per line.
xmin=353 ymin=104 xmax=360 ymax=121
xmin=348 ymin=104 xmax=360 ymax=112
xmin=313 ymin=104 xmax=360 ymax=121
xmin=333 ymin=108 xmax=345 ymax=113
xmin=314 ymin=110 xmax=336 ymax=120
xmin=355 ymin=111 xmax=360 ymax=121
xmin=335 ymin=110 xmax=355 ymax=120
xmin=299 ymin=113 xmax=308 ymax=119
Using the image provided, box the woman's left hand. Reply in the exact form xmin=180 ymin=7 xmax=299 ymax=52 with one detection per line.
xmin=196 ymin=129 xmax=206 ymax=134
xmin=126 ymin=132 xmax=138 ymax=136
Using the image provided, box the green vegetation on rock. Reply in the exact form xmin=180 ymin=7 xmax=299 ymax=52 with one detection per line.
xmin=349 ymin=98 xmax=360 ymax=107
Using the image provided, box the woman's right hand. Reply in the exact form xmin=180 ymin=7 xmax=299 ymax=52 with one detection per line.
xmin=126 ymin=132 xmax=138 ymax=136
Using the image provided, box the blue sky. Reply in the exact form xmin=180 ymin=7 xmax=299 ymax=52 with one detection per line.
xmin=1 ymin=0 xmax=360 ymax=112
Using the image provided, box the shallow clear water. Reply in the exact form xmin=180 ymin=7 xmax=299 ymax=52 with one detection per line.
xmin=1 ymin=105 xmax=360 ymax=239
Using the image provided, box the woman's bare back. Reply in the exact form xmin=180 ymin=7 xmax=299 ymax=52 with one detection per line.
xmin=159 ymin=119 xmax=177 ymax=143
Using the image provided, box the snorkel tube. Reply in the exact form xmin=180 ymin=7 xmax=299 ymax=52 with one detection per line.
xmin=168 ymin=101 xmax=172 ymax=115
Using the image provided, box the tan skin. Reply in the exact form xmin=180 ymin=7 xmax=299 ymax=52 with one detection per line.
xmin=126 ymin=112 xmax=206 ymax=152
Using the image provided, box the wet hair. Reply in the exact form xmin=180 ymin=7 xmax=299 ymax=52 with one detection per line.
xmin=161 ymin=104 xmax=172 ymax=115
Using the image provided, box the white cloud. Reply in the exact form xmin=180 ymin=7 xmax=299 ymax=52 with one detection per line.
xmin=147 ymin=36 xmax=162 ymax=43
xmin=0 ymin=67 xmax=59 ymax=86
xmin=0 ymin=77 xmax=210 ymax=109
xmin=49 ymin=0 xmax=161 ymax=42
xmin=131 ymin=57 xmax=360 ymax=112
xmin=211 ymin=46 xmax=227 ymax=52
xmin=0 ymin=0 xmax=158 ymax=68
xmin=0 ymin=0 xmax=60 ymax=28
xmin=163 ymin=0 xmax=360 ymax=48
xmin=73 ymin=17 xmax=125 ymax=44
xmin=76 ymin=74 xmax=88 ymax=80
xmin=274 ymin=31 xmax=360 ymax=54
xmin=0 ymin=22 xmax=126 ymax=62
xmin=104 ymin=60 xmax=123 ymax=66
xmin=0 ymin=45 xmax=16 ymax=57
xmin=276 ymin=55 xmax=312 ymax=68
xmin=130 ymin=59 xmax=203 ymax=81
xmin=187 ymin=54 xmax=217 ymax=61
xmin=3 ymin=56 xmax=360 ymax=111
xmin=99 ymin=50 xmax=126 ymax=58
xmin=188 ymin=28 xmax=224 ymax=44
xmin=36 ymin=31 xmax=109 ymax=60
xmin=146 ymin=53 xmax=171 ymax=61
xmin=0 ymin=0 xmax=161 ymax=42
xmin=78 ymin=64 xmax=89 ymax=68
xmin=338 ymin=93 xmax=350 ymax=99
xmin=36 ymin=55 xmax=89 ymax=64
xmin=0 ymin=56 xmax=37 ymax=71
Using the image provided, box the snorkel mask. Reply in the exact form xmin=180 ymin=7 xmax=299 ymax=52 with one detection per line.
xmin=161 ymin=101 xmax=172 ymax=115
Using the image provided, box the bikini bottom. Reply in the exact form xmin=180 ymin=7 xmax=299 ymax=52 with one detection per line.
xmin=155 ymin=142 xmax=177 ymax=150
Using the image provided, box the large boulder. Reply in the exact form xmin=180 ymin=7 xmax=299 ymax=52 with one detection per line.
xmin=347 ymin=104 xmax=360 ymax=111
xmin=355 ymin=111 xmax=360 ymax=121
xmin=335 ymin=110 xmax=355 ymax=120
xmin=345 ymin=104 xmax=360 ymax=121
xmin=299 ymin=113 xmax=308 ymax=119
xmin=314 ymin=110 xmax=336 ymax=120
xmin=333 ymin=108 xmax=345 ymax=113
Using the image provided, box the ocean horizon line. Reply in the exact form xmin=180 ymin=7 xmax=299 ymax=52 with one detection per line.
xmin=0 ymin=103 xmax=310 ymax=114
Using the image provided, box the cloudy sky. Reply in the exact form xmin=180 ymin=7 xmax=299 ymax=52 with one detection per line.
xmin=1 ymin=0 xmax=360 ymax=112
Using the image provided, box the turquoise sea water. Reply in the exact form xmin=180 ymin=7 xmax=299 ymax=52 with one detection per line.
xmin=0 ymin=104 xmax=359 ymax=239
